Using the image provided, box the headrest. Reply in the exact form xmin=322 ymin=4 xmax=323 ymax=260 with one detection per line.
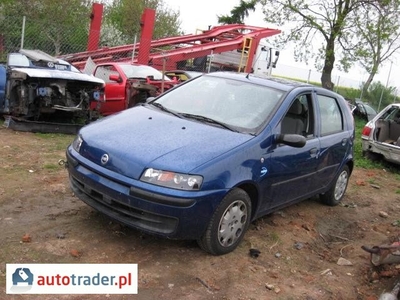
xmin=288 ymin=100 xmax=303 ymax=115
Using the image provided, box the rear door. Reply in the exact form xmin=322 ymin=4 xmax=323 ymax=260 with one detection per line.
xmin=312 ymin=92 xmax=352 ymax=191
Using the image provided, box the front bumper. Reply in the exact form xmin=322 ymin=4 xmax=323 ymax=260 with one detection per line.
xmin=66 ymin=147 xmax=227 ymax=239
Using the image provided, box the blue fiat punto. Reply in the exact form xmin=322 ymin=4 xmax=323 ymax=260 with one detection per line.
xmin=66 ymin=72 xmax=354 ymax=255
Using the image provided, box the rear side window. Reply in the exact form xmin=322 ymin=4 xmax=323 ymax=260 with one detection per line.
xmin=317 ymin=95 xmax=343 ymax=135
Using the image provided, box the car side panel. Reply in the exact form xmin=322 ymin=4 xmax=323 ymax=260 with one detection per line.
xmin=0 ymin=65 xmax=6 ymax=112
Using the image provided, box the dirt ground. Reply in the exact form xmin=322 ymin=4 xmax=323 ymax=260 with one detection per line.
xmin=1 ymin=124 xmax=400 ymax=300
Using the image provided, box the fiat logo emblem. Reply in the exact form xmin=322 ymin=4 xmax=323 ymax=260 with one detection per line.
xmin=101 ymin=154 xmax=109 ymax=165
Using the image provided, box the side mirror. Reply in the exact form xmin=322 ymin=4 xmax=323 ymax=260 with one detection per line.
xmin=275 ymin=134 xmax=306 ymax=148
xmin=109 ymin=74 xmax=122 ymax=83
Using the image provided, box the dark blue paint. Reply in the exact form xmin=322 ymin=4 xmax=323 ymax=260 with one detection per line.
xmin=67 ymin=73 xmax=354 ymax=240
xmin=0 ymin=65 xmax=6 ymax=111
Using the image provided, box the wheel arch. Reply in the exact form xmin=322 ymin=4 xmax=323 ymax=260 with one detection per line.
xmin=346 ymin=159 xmax=354 ymax=175
xmin=235 ymin=182 xmax=259 ymax=220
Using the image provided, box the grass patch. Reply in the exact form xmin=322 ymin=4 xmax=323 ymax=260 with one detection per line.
xmin=268 ymin=231 xmax=280 ymax=243
xmin=43 ymin=163 xmax=60 ymax=170
xmin=34 ymin=132 xmax=74 ymax=151
xmin=353 ymin=117 xmax=400 ymax=174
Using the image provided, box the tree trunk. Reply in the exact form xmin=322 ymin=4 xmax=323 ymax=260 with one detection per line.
xmin=321 ymin=37 xmax=335 ymax=90
xmin=362 ymin=63 xmax=379 ymax=94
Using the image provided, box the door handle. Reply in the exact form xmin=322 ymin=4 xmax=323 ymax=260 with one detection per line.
xmin=342 ymin=138 xmax=348 ymax=146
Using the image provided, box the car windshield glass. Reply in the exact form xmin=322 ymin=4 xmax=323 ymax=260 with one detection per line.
xmin=8 ymin=53 xmax=30 ymax=67
xmin=153 ymin=75 xmax=283 ymax=134
xmin=364 ymin=105 xmax=376 ymax=115
xmin=119 ymin=64 xmax=171 ymax=80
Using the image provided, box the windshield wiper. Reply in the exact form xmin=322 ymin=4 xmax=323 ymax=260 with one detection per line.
xmin=150 ymin=102 xmax=182 ymax=118
xmin=180 ymin=113 xmax=238 ymax=132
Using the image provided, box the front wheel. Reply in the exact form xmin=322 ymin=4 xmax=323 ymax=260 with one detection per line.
xmin=197 ymin=188 xmax=251 ymax=255
xmin=320 ymin=165 xmax=350 ymax=206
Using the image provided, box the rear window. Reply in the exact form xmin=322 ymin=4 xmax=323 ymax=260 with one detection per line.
xmin=317 ymin=95 xmax=343 ymax=135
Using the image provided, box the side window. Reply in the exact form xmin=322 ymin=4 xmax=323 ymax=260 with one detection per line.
xmin=281 ymin=93 xmax=314 ymax=138
xmin=94 ymin=65 xmax=120 ymax=83
xmin=317 ymin=95 xmax=343 ymax=135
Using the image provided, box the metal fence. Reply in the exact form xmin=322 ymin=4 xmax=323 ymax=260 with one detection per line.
xmin=0 ymin=15 xmax=91 ymax=62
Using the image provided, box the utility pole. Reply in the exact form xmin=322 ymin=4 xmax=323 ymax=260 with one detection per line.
xmin=378 ymin=60 xmax=393 ymax=112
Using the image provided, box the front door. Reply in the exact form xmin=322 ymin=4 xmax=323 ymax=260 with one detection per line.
xmin=93 ymin=65 xmax=126 ymax=115
xmin=259 ymin=93 xmax=321 ymax=212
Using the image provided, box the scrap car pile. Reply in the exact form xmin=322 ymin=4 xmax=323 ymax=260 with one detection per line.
xmin=0 ymin=49 xmax=105 ymax=133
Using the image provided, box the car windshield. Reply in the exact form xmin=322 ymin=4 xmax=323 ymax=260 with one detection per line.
xmin=153 ymin=75 xmax=284 ymax=134
xmin=8 ymin=53 xmax=30 ymax=67
xmin=119 ymin=64 xmax=171 ymax=80
xmin=364 ymin=104 xmax=377 ymax=115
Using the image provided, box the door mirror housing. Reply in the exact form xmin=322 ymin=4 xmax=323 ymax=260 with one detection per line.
xmin=275 ymin=134 xmax=306 ymax=148
xmin=109 ymin=74 xmax=122 ymax=83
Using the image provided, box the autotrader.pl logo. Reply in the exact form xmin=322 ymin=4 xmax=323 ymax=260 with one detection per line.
xmin=11 ymin=268 xmax=34 ymax=292
xmin=6 ymin=263 xmax=138 ymax=294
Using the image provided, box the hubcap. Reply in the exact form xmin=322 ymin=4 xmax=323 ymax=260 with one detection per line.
xmin=218 ymin=200 xmax=248 ymax=247
xmin=334 ymin=170 xmax=348 ymax=200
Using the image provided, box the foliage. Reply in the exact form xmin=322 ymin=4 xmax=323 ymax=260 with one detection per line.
xmin=0 ymin=0 xmax=182 ymax=55
xmin=363 ymin=82 xmax=396 ymax=111
xmin=354 ymin=117 xmax=400 ymax=173
xmin=217 ymin=0 xmax=258 ymax=24
xmin=103 ymin=0 xmax=181 ymax=45
xmin=258 ymin=0 xmax=388 ymax=91
xmin=342 ymin=0 xmax=400 ymax=93
xmin=336 ymin=86 xmax=361 ymax=101
xmin=0 ymin=0 xmax=93 ymax=55
xmin=353 ymin=117 xmax=379 ymax=169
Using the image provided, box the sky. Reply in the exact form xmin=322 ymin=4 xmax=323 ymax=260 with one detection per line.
xmin=164 ymin=0 xmax=399 ymax=93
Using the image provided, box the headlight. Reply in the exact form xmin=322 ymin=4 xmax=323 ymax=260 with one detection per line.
xmin=72 ymin=135 xmax=83 ymax=153
xmin=140 ymin=168 xmax=203 ymax=190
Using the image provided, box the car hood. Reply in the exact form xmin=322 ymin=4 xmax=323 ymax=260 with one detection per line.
xmin=10 ymin=67 xmax=105 ymax=85
xmin=79 ymin=106 xmax=252 ymax=179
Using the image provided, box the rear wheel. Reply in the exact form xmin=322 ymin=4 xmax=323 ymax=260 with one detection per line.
xmin=197 ymin=188 xmax=251 ymax=255
xmin=320 ymin=165 xmax=350 ymax=206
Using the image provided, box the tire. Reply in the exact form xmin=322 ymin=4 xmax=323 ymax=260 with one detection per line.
xmin=363 ymin=150 xmax=382 ymax=162
xmin=320 ymin=165 xmax=350 ymax=206
xmin=197 ymin=188 xmax=251 ymax=255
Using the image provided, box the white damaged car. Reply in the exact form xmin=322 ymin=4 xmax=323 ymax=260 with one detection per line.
xmin=361 ymin=103 xmax=400 ymax=165
xmin=0 ymin=49 xmax=105 ymax=125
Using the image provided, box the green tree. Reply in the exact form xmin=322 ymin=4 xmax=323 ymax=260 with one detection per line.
xmin=0 ymin=0 xmax=93 ymax=55
xmin=259 ymin=0 xmax=379 ymax=90
xmin=104 ymin=0 xmax=181 ymax=44
xmin=217 ymin=0 xmax=258 ymax=24
xmin=364 ymin=81 xmax=396 ymax=111
xmin=341 ymin=0 xmax=400 ymax=94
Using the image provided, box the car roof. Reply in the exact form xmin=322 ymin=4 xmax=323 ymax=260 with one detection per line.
xmin=204 ymin=72 xmax=313 ymax=92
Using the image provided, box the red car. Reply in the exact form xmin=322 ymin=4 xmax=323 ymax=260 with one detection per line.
xmin=91 ymin=62 xmax=177 ymax=116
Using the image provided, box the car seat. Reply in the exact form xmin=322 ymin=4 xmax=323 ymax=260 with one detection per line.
xmin=281 ymin=99 xmax=305 ymax=135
